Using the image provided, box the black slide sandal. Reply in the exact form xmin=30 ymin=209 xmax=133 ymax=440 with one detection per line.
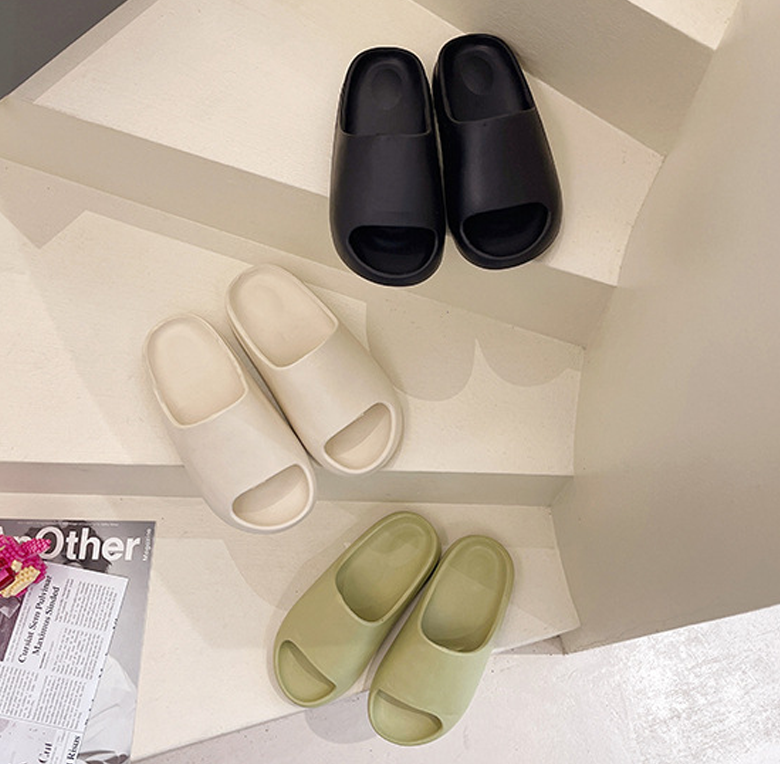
xmin=433 ymin=34 xmax=562 ymax=269
xmin=330 ymin=48 xmax=444 ymax=286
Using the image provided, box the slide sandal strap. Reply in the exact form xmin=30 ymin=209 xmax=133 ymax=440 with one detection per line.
xmin=331 ymin=130 xmax=443 ymax=233
xmin=439 ymin=109 xmax=560 ymax=223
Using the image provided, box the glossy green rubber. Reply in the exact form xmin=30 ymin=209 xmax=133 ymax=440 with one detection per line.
xmin=273 ymin=512 xmax=440 ymax=707
xmin=368 ymin=535 xmax=514 ymax=745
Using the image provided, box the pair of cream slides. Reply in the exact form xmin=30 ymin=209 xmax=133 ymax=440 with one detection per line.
xmin=144 ymin=265 xmax=402 ymax=533
xmin=274 ymin=512 xmax=514 ymax=746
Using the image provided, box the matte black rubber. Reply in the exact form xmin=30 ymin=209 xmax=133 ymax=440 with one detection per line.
xmin=433 ymin=34 xmax=562 ymax=269
xmin=330 ymin=48 xmax=445 ymax=286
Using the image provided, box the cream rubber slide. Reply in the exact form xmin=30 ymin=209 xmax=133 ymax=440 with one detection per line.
xmin=273 ymin=512 xmax=440 ymax=707
xmin=226 ymin=265 xmax=403 ymax=476
xmin=368 ymin=535 xmax=514 ymax=745
xmin=144 ymin=314 xmax=316 ymax=533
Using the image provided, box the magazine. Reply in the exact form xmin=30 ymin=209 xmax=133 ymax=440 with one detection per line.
xmin=0 ymin=519 xmax=155 ymax=764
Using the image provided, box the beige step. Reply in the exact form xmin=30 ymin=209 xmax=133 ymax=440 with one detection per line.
xmin=0 ymin=492 xmax=580 ymax=759
xmin=0 ymin=161 xmax=580 ymax=506
xmin=0 ymin=0 xmax=662 ymax=346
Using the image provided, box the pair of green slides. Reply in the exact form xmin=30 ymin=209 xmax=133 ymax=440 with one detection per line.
xmin=273 ymin=512 xmax=514 ymax=745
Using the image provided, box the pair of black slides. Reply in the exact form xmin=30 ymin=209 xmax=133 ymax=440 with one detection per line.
xmin=330 ymin=34 xmax=562 ymax=287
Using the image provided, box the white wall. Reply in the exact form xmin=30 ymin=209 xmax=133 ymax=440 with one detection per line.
xmin=555 ymin=0 xmax=780 ymax=651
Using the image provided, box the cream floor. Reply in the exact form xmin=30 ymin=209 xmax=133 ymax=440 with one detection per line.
xmin=138 ymin=604 xmax=780 ymax=763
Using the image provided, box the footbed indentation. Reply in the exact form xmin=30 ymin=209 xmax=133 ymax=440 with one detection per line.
xmin=336 ymin=520 xmax=433 ymax=622
xmin=446 ymin=42 xmax=531 ymax=122
xmin=370 ymin=65 xmax=404 ymax=111
xmin=345 ymin=53 xmax=427 ymax=136
xmin=421 ymin=540 xmax=511 ymax=652
xmin=146 ymin=317 xmax=244 ymax=426
xmin=230 ymin=270 xmax=336 ymax=368
xmin=457 ymin=51 xmax=494 ymax=96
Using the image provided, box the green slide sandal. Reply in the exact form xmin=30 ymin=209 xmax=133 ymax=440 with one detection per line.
xmin=273 ymin=512 xmax=440 ymax=707
xmin=368 ymin=535 xmax=514 ymax=745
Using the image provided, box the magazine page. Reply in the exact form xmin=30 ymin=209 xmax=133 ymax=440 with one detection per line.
xmin=0 ymin=519 xmax=155 ymax=764
xmin=0 ymin=562 xmax=126 ymax=763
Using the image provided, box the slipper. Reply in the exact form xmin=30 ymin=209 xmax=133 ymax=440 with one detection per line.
xmin=143 ymin=314 xmax=316 ymax=533
xmin=368 ymin=535 xmax=514 ymax=745
xmin=273 ymin=512 xmax=440 ymax=707
xmin=330 ymin=47 xmax=445 ymax=286
xmin=226 ymin=264 xmax=403 ymax=476
xmin=433 ymin=34 xmax=562 ymax=269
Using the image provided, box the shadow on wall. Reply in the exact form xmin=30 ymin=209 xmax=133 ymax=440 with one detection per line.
xmin=0 ymin=0 xmax=128 ymax=99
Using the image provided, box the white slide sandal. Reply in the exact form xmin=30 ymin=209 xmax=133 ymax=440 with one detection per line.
xmin=226 ymin=265 xmax=403 ymax=476
xmin=144 ymin=314 xmax=317 ymax=532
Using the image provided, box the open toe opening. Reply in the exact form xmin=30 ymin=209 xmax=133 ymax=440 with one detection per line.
xmin=370 ymin=690 xmax=442 ymax=745
xmin=349 ymin=226 xmax=436 ymax=277
xmin=421 ymin=539 xmax=512 ymax=652
xmin=229 ymin=267 xmax=336 ymax=367
xmin=463 ymin=203 xmax=549 ymax=260
xmin=146 ymin=316 xmax=245 ymax=425
xmin=232 ymin=465 xmax=312 ymax=530
xmin=324 ymin=403 xmax=393 ymax=473
xmin=276 ymin=640 xmax=336 ymax=706
xmin=336 ymin=517 xmax=437 ymax=621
